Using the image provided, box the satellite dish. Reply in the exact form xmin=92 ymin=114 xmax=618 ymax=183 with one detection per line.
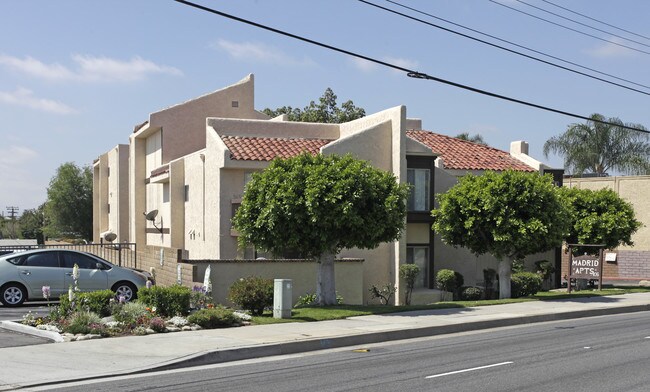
xmin=103 ymin=231 xmax=117 ymax=242
xmin=144 ymin=210 xmax=158 ymax=221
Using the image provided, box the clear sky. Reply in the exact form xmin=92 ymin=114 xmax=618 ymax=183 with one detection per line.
xmin=1 ymin=0 xmax=649 ymax=214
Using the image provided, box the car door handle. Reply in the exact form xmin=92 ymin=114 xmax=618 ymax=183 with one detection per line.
xmin=20 ymin=270 xmax=31 ymax=276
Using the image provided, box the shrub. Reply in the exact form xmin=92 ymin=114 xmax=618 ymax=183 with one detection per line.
xmin=137 ymin=285 xmax=192 ymax=317
xmin=436 ymin=269 xmax=464 ymax=300
xmin=511 ymin=272 xmax=543 ymax=298
xmin=294 ymin=292 xmax=343 ymax=307
xmin=57 ymin=289 xmax=115 ymax=318
xmin=79 ymin=290 xmax=114 ymax=317
xmin=368 ymin=284 xmax=396 ymax=305
xmin=435 ymin=269 xmax=456 ymax=292
xmin=228 ymin=276 xmax=273 ymax=316
xmin=190 ymin=285 xmax=214 ymax=310
xmin=461 ymin=286 xmax=484 ymax=301
xmin=294 ymin=292 xmax=318 ymax=308
xmin=399 ymin=264 xmax=420 ymax=305
xmin=148 ymin=317 xmax=166 ymax=333
xmin=114 ymin=302 xmax=149 ymax=325
xmin=188 ymin=307 xmax=240 ymax=329
xmin=535 ymin=260 xmax=555 ymax=281
xmin=63 ymin=311 xmax=102 ymax=335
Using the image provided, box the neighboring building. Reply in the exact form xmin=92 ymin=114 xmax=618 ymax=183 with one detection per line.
xmin=562 ymin=175 xmax=650 ymax=282
xmin=93 ymin=74 xmax=559 ymax=304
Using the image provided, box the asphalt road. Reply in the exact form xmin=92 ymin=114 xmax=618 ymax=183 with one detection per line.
xmin=40 ymin=311 xmax=650 ymax=392
xmin=0 ymin=302 xmax=53 ymax=348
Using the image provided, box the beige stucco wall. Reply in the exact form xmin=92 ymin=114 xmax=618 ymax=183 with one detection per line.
xmin=333 ymin=106 xmax=409 ymax=304
xmin=207 ymin=260 xmax=365 ymax=306
xmin=182 ymin=150 xmax=208 ymax=258
xmin=208 ymin=117 xmax=339 ymax=140
xmin=564 ymin=176 xmax=650 ymax=250
xmin=149 ymin=74 xmax=268 ymax=165
xmin=128 ymin=133 xmax=147 ymax=247
xmin=169 ymin=159 xmax=185 ymax=250
xmin=92 ymin=154 xmax=108 ymax=242
xmin=104 ymin=145 xmax=130 ymax=243
xmin=322 ymin=120 xmax=392 ymax=171
xmin=406 ymin=223 xmax=430 ymax=243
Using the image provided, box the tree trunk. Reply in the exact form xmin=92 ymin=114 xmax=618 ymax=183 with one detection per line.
xmin=498 ymin=259 xmax=512 ymax=299
xmin=316 ymin=251 xmax=337 ymax=305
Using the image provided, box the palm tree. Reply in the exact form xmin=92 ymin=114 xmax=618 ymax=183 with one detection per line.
xmin=455 ymin=132 xmax=488 ymax=145
xmin=544 ymin=113 xmax=650 ymax=176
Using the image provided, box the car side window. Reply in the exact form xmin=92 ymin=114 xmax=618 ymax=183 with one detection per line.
xmin=62 ymin=253 xmax=99 ymax=269
xmin=22 ymin=252 xmax=60 ymax=267
xmin=5 ymin=256 xmax=23 ymax=265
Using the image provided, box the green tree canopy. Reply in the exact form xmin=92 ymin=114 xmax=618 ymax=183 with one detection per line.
xmin=45 ymin=162 xmax=93 ymax=240
xmin=262 ymin=88 xmax=365 ymax=124
xmin=455 ymin=132 xmax=488 ymax=146
xmin=233 ymin=153 xmax=409 ymax=305
xmin=19 ymin=203 xmax=46 ymax=244
xmin=432 ymin=170 xmax=570 ymax=298
xmin=560 ymin=187 xmax=641 ymax=252
xmin=544 ymin=113 xmax=650 ymax=176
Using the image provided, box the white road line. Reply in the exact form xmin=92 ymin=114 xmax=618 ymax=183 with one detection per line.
xmin=426 ymin=361 xmax=514 ymax=379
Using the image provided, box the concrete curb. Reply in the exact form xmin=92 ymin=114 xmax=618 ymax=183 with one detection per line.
xmin=148 ymin=303 xmax=650 ymax=372
xmin=0 ymin=321 xmax=64 ymax=343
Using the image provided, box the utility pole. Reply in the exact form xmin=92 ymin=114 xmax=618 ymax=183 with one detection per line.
xmin=5 ymin=206 xmax=19 ymax=239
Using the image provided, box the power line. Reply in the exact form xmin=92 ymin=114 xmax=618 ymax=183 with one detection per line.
xmin=489 ymin=0 xmax=650 ymax=56
xmin=540 ymin=0 xmax=650 ymax=42
xmin=514 ymin=0 xmax=650 ymax=49
xmin=371 ymin=0 xmax=650 ymax=94
xmin=173 ymin=0 xmax=649 ymax=134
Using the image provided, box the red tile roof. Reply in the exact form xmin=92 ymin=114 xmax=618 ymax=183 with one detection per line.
xmin=406 ymin=130 xmax=535 ymax=172
xmin=221 ymin=136 xmax=333 ymax=161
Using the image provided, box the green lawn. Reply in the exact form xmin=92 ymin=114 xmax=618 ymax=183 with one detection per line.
xmin=251 ymin=286 xmax=650 ymax=325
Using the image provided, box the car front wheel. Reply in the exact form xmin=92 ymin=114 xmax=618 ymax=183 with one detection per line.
xmin=112 ymin=282 xmax=137 ymax=302
xmin=1 ymin=283 xmax=27 ymax=307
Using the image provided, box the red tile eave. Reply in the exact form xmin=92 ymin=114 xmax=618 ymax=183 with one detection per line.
xmin=406 ymin=130 xmax=536 ymax=172
xmin=221 ymin=136 xmax=333 ymax=161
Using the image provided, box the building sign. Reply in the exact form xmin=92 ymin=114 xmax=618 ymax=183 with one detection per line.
xmin=567 ymin=244 xmax=604 ymax=293
xmin=571 ymin=255 xmax=601 ymax=279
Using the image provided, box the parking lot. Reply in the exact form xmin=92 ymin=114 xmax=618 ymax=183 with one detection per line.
xmin=0 ymin=302 xmax=54 ymax=348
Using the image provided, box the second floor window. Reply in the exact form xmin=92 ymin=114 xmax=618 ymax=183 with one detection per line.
xmin=407 ymin=168 xmax=430 ymax=211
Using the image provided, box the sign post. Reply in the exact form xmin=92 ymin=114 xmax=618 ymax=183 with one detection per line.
xmin=567 ymin=244 xmax=604 ymax=293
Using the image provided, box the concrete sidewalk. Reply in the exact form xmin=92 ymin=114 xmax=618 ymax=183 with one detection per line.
xmin=1 ymin=292 xmax=650 ymax=390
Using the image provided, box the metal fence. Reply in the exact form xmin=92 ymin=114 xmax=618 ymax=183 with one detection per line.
xmin=0 ymin=243 xmax=138 ymax=269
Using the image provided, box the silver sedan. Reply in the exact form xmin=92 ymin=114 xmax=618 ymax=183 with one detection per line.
xmin=0 ymin=249 xmax=151 ymax=306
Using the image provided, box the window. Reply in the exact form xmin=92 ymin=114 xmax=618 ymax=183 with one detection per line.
xmin=407 ymin=168 xmax=430 ymax=211
xmin=244 ymin=172 xmax=254 ymax=188
xmin=22 ymin=252 xmax=60 ymax=268
xmin=184 ymin=185 xmax=189 ymax=202
xmin=163 ymin=183 xmax=170 ymax=203
xmin=406 ymin=246 xmax=429 ymax=288
xmin=62 ymin=252 xmax=100 ymax=269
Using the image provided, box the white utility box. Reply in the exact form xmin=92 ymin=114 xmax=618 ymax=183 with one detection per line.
xmin=273 ymin=279 xmax=292 ymax=319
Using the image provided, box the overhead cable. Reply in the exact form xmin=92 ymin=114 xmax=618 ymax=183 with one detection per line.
xmin=489 ymin=0 xmax=650 ymax=56
xmin=371 ymin=0 xmax=650 ymax=94
xmin=173 ymin=0 xmax=649 ymax=134
xmin=514 ymin=0 xmax=650 ymax=49
xmin=540 ymin=0 xmax=650 ymax=42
